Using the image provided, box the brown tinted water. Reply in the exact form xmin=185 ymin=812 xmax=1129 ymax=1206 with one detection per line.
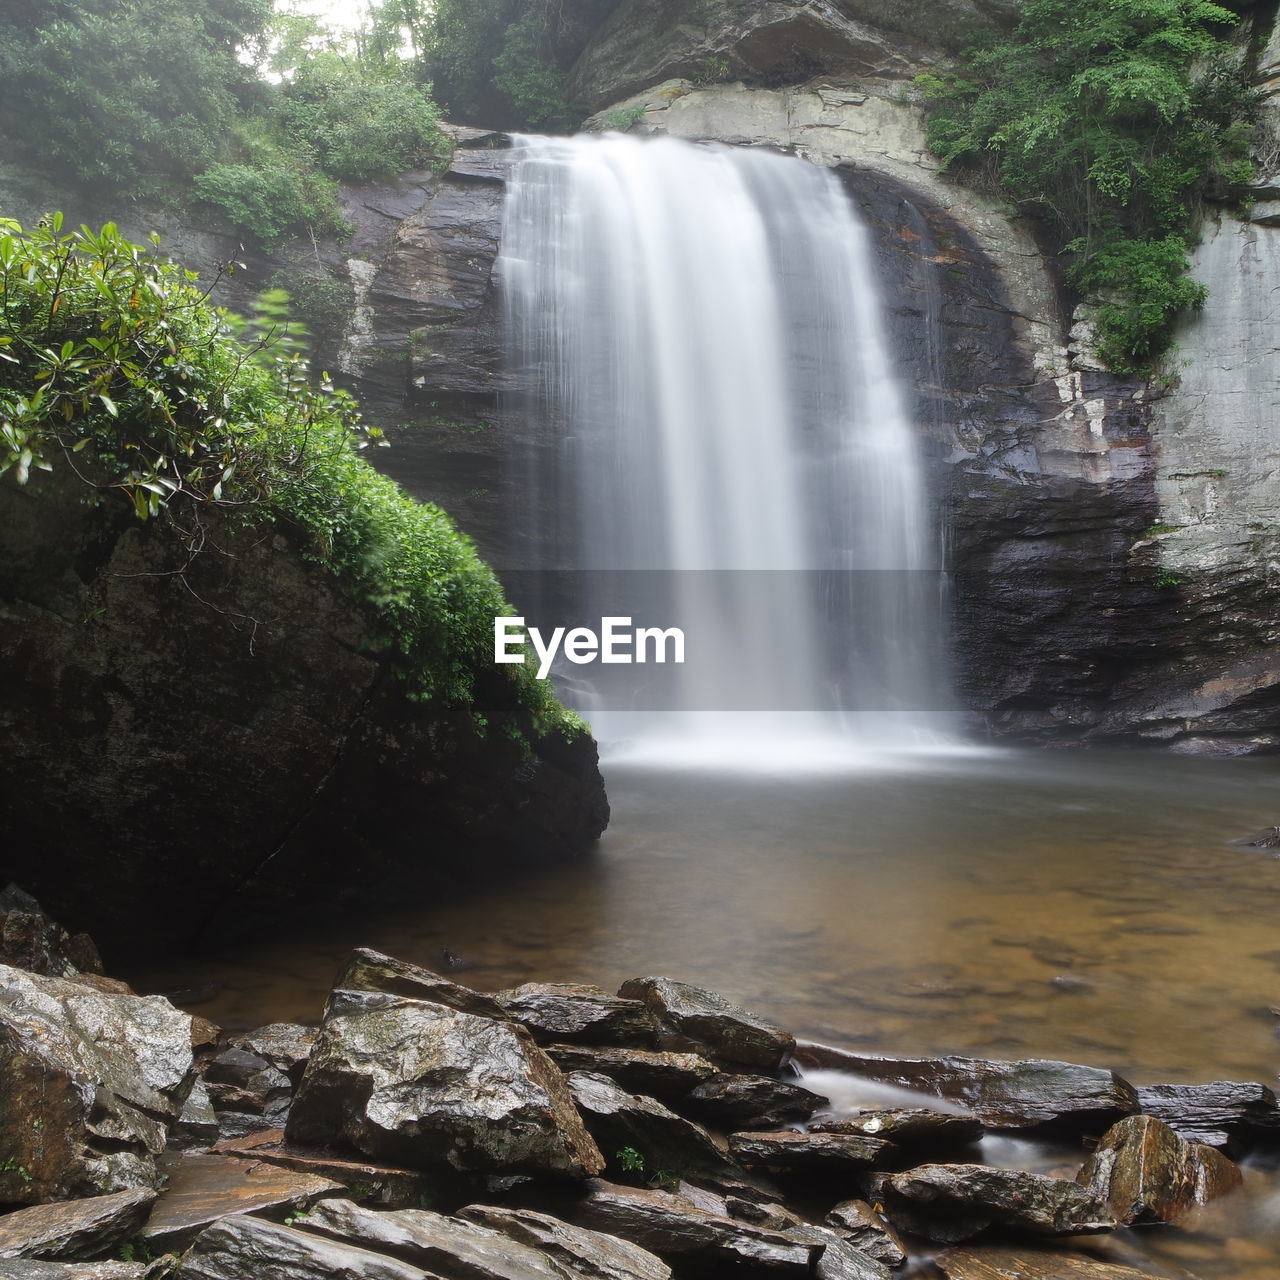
xmin=132 ymin=746 xmax=1280 ymax=1279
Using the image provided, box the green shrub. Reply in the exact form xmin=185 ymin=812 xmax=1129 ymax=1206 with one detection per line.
xmin=918 ymin=0 xmax=1258 ymax=372
xmin=193 ymin=161 xmax=348 ymax=250
xmin=0 ymin=215 xmax=583 ymax=736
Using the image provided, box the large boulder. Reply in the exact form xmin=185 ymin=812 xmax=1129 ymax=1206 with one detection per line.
xmin=286 ymin=988 xmax=604 ymax=1178
xmin=0 ymin=964 xmax=195 ymax=1203
xmin=1076 ymin=1114 xmax=1243 ymax=1225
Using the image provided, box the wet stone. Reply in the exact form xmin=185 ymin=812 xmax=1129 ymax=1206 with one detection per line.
xmin=1076 ymin=1114 xmax=1243 ymax=1225
xmin=227 ymin=1025 xmax=317 ymax=1085
xmin=811 ymin=1107 xmax=982 ymax=1148
xmin=0 ymin=1188 xmax=157 ymax=1261
xmin=618 ymin=977 xmax=794 ymax=1072
xmin=170 ymin=1082 xmax=220 ymax=1151
xmin=496 ymin=984 xmax=660 ymax=1047
xmin=728 ymin=1129 xmax=894 ymax=1174
xmin=782 ymin=1224 xmax=890 ymax=1280
xmin=936 ymin=1245 xmax=1160 ymax=1279
xmin=1135 ymin=1080 xmax=1280 ymax=1149
xmin=0 ymin=1264 xmax=151 ymax=1280
xmin=824 ymin=1200 xmax=907 ymax=1269
xmin=336 ymin=948 xmax=508 ymax=1020
xmin=545 ymin=1045 xmax=717 ymax=1100
xmin=0 ymin=884 xmax=102 ymax=979
xmin=683 ymin=1074 xmax=829 ymax=1129
xmin=876 ymin=1163 xmax=1116 ymax=1244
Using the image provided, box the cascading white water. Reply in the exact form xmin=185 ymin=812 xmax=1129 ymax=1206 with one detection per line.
xmin=499 ymin=133 xmax=953 ymax=766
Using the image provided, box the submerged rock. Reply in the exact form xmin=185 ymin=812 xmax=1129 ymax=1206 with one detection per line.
xmin=617 ymin=978 xmax=794 ymax=1072
xmin=796 ymin=1043 xmax=1136 ymax=1132
xmin=0 ymin=964 xmax=195 ymax=1202
xmin=0 ymin=1188 xmax=156 ymax=1261
xmin=496 ymin=983 xmax=660 ymax=1046
xmin=286 ymin=988 xmax=604 ymax=1178
xmin=876 ymin=1163 xmax=1116 ymax=1244
xmin=1076 ymin=1114 xmax=1243 ymax=1225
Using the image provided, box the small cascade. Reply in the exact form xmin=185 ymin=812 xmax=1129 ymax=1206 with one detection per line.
xmin=499 ymin=133 xmax=954 ymax=766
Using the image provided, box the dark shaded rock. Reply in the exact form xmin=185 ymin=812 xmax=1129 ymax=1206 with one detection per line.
xmin=171 ymin=1082 xmax=220 ymax=1151
xmin=781 ymin=1224 xmax=890 ymax=1280
xmin=0 ymin=885 xmax=102 ymax=978
xmin=459 ymin=1204 xmax=672 ymax=1280
xmin=0 ymin=964 xmax=195 ymax=1203
xmin=209 ymin=1130 xmax=437 ymax=1210
xmin=811 ymin=1107 xmax=982 ymax=1148
xmin=0 ymin=475 xmax=608 ymax=958
xmin=226 ymin=1025 xmax=316 ymax=1084
xmin=1135 ymin=1080 xmax=1280 ymax=1150
xmin=291 ymin=1197 xmax=572 ymax=1280
xmin=175 ymin=1214 xmax=432 ymax=1280
xmin=876 ymin=1164 xmax=1115 ymax=1244
xmin=617 ymin=978 xmax=794 ymax=1072
xmin=287 ymin=989 xmax=604 ymax=1178
xmin=141 ymin=1153 xmax=346 ymax=1252
xmin=546 ymin=1046 xmax=717 ymax=1099
xmin=936 ymin=1245 xmax=1157 ymax=1279
xmin=728 ymin=1130 xmax=893 ymax=1174
xmin=795 ymin=1042 xmax=1136 ymax=1133
xmin=823 ymin=1201 xmax=907 ymax=1269
xmin=0 ymin=1188 xmax=156 ymax=1260
xmin=567 ymin=1071 xmax=742 ymax=1181
xmin=496 ymin=983 xmax=660 ymax=1046
xmin=683 ymin=1074 xmax=828 ymax=1129
xmin=1076 ymin=1114 xmax=1243 ymax=1225
xmin=570 ymin=1179 xmax=818 ymax=1272
xmin=335 ymin=949 xmax=508 ymax=1020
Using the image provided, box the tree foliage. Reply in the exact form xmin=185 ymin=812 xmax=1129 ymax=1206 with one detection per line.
xmin=0 ymin=214 xmax=582 ymax=736
xmin=918 ymin=0 xmax=1258 ymax=371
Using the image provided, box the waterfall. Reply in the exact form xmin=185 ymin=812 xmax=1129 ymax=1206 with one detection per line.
xmin=499 ymin=133 xmax=953 ymax=766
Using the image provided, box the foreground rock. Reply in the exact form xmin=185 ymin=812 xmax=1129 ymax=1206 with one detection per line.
xmin=497 ymin=983 xmax=660 ymax=1046
xmin=684 ymin=1074 xmax=828 ymax=1129
xmin=936 ymin=1245 xmax=1158 ymax=1279
xmin=876 ymin=1164 xmax=1115 ymax=1244
xmin=0 ymin=964 xmax=195 ymax=1202
xmin=175 ymin=1215 xmax=431 ymax=1280
xmin=0 ymin=1265 xmax=164 ymax=1280
xmin=796 ymin=1044 xmax=1137 ymax=1132
xmin=618 ymin=978 xmax=794 ymax=1071
xmin=1135 ymin=1080 xmax=1280 ymax=1150
xmin=729 ymin=1130 xmax=894 ymax=1175
xmin=335 ymin=949 xmax=507 ymax=1020
xmin=545 ymin=1045 xmax=717 ymax=1099
xmin=1076 ymin=1114 xmax=1243 ymax=1225
xmin=459 ymin=1205 xmax=673 ymax=1280
xmin=823 ymin=1202 xmax=907 ymax=1269
xmin=0 ymin=1189 xmax=156 ymax=1260
xmin=286 ymin=988 xmax=604 ymax=1178
xmin=570 ymin=1180 xmax=819 ymax=1272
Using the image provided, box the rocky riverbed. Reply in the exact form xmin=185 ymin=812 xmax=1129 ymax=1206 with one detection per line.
xmin=2 ymin=885 xmax=1278 ymax=1280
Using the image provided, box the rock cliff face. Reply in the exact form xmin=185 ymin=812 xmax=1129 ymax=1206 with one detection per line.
xmin=0 ymin=469 xmax=608 ymax=959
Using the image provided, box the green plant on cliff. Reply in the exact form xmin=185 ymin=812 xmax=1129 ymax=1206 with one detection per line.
xmin=917 ymin=0 xmax=1258 ymax=372
xmin=0 ymin=214 xmax=584 ymax=737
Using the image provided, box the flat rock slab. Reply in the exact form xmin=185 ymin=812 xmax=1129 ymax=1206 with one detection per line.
xmin=1077 ymin=1114 xmax=1243 ymax=1224
xmin=336 ymin=948 xmax=507 ymax=1021
xmin=297 ymin=1197 xmax=643 ymax=1280
xmin=141 ymin=1153 xmax=345 ymax=1251
xmin=782 ymin=1224 xmax=889 ymax=1280
xmin=1135 ymin=1081 xmax=1280 ymax=1149
xmin=684 ymin=1074 xmax=828 ymax=1129
xmin=0 ymin=1187 xmax=157 ymax=1261
xmin=936 ymin=1245 xmax=1160 ymax=1279
xmin=812 ymin=1108 xmax=982 ymax=1147
xmin=546 ymin=1046 xmax=716 ymax=1099
xmin=571 ymin=1178 xmax=818 ymax=1272
xmin=568 ymin=1071 xmax=742 ymax=1180
xmin=728 ymin=1129 xmax=893 ymax=1174
xmin=824 ymin=1201 xmax=907 ymax=1268
xmin=175 ymin=1214 xmax=433 ymax=1280
xmin=618 ymin=978 xmax=794 ymax=1072
xmin=0 ymin=963 xmax=195 ymax=1202
xmin=796 ymin=1042 xmax=1136 ymax=1133
xmin=459 ymin=1205 xmax=672 ymax=1280
xmin=877 ymin=1163 xmax=1115 ymax=1244
xmin=286 ymin=988 xmax=603 ymax=1178
xmin=0 ymin=1264 xmax=151 ymax=1280
xmin=496 ymin=984 xmax=660 ymax=1047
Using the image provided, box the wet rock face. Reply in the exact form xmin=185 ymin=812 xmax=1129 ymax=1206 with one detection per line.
xmin=877 ymin=1163 xmax=1116 ymax=1244
xmin=1076 ymin=1114 xmax=1243 ymax=1225
xmin=286 ymin=988 xmax=605 ymax=1179
xmin=496 ymin=983 xmax=661 ymax=1047
xmin=544 ymin=1045 xmax=717 ymax=1099
xmin=0 ymin=885 xmax=102 ymax=979
xmin=0 ymin=474 xmax=608 ymax=958
xmin=0 ymin=964 xmax=196 ymax=1203
xmin=0 ymin=1189 xmax=157 ymax=1261
xmin=1135 ymin=1080 xmax=1280 ymax=1151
